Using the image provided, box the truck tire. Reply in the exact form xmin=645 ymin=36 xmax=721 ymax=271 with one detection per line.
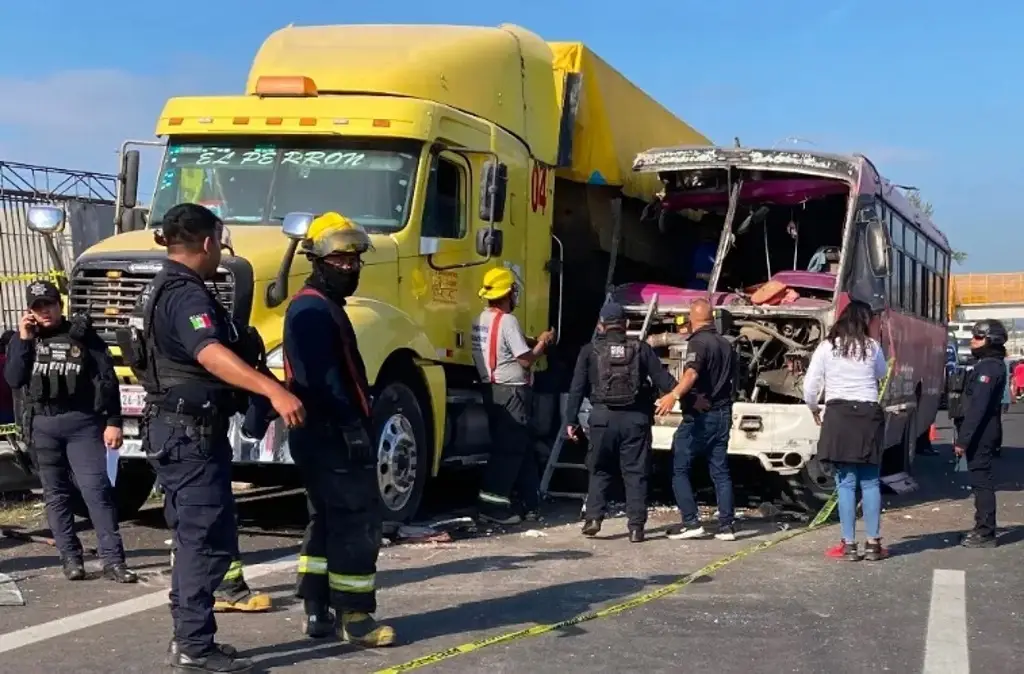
xmin=372 ymin=380 xmax=430 ymax=523
xmin=72 ymin=460 xmax=156 ymax=522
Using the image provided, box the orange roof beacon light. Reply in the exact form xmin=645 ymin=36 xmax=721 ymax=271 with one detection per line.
xmin=254 ymin=75 xmax=319 ymax=97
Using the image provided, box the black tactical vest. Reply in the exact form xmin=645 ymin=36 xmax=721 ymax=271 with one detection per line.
xmin=116 ymin=266 xmax=265 ymax=408
xmin=590 ymin=337 xmax=641 ymax=407
xmin=117 ymin=268 xmax=226 ymax=397
xmin=27 ymin=330 xmax=86 ymax=405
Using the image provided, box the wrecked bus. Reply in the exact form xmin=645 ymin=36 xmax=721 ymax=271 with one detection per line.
xmin=24 ymin=24 xmax=711 ymax=521
xmin=613 ymin=146 xmax=952 ymax=500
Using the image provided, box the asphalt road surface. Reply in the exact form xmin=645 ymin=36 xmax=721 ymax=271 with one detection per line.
xmin=1 ymin=413 xmax=1022 ymax=674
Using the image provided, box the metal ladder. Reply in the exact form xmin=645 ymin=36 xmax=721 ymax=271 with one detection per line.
xmin=539 ymin=292 xmax=660 ymax=500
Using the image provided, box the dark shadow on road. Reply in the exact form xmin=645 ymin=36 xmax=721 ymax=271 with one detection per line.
xmin=256 ymin=550 xmax=596 ymax=611
xmin=887 ymin=525 xmax=1024 ymax=556
xmin=245 ymin=571 xmax=692 ymax=670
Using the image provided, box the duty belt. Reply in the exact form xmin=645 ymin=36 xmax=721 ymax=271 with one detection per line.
xmin=30 ymin=402 xmax=77 ymax=416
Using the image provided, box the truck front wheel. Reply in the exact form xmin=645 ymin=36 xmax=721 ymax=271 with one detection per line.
xmin=372 ymin=380 xmax=430 ymax=523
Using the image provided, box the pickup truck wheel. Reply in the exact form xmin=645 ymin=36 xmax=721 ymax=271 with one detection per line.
xmin=72 ymin=460 xmax=156 ymax=521
xmin=373 ymin=380 xmax=429 ymax=523
xmin=794 ymin=456 xmax=835 ymax=511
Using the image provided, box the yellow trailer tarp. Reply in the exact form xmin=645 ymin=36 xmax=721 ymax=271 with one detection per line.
xmin=549 ymin=42 xmax=712 ymax=201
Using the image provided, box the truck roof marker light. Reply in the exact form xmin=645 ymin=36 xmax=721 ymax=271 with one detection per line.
xmin=233 ymin=117 xmax=250 ymax=125
xmin=198 ymin=117 xmax=213 ymax=124
xmin=266 ymin=117 xmax=283 ymax=126
xmin=333 ymin=119 xmax=350 ymax=126
xmin=373 ymin=119 xmax=391 ymax=128
xmin=299 ymin=117 xmax=317 ymax=127
xmin=254 ymin=75 xmax=318 ymax=97
xmin=168 ymin=117 xmax=183 ymax=126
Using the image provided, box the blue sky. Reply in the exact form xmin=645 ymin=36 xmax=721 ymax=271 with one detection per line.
xmin=1 ymin=1 xmax=1019 ymax=271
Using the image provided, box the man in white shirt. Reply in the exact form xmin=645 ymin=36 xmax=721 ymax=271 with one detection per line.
xmin=471 ymin=267 xmax=554 ymax=524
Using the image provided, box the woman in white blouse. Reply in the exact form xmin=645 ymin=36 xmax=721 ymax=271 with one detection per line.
xmin=802 ymin=301 xmax=889 ymax=562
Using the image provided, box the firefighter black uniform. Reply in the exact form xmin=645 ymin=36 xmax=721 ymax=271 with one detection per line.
xmin=3 ymin=280 xmax=137 ymax=583
xmin=563 ymin=303 xmax=678 ymax=543
xmin=954 ymin=319 xmax=1008 ymax=548
xmin=283 ymin=212 xmax=395 ymax=647
xmin=120 ymin=203 xmax=304 ymax=673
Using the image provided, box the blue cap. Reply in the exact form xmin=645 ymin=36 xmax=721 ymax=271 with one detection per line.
xmin=600 ymin=302 xmax=625 ymax=323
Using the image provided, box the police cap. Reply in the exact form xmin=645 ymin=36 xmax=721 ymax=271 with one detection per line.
xmin=158 ymin=203 xmax=223 ymax=247
xmin=600 ymin=302 xmax=626 ymax=324
xmin=26 ymin=280 xmax=61 ymax=307
xmin=972 ymin=319 xmax=1008 ymax=347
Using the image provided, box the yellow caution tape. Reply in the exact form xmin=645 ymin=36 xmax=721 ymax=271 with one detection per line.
xmin=374 ymin=491 xmax=839 ymax=674
xmin=0 ymin=269 xmax=66 ymax=284
xmin=0 ymin=423 xmax=18 ymax=436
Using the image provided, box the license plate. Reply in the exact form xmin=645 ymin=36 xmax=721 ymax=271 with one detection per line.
xmin=120 ymin=439 xmax=145 ymax=457
xmin=123 ymin=418 xmax=140 ymax=437
xmin=120 ymin=385 xmax=146 ymax=417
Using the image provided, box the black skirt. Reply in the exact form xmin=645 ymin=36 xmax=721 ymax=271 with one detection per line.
xmin=817 ymin=399 xmax=884 ymax=466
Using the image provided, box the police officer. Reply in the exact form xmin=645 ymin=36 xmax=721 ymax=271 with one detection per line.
xmin=953 ymin=319 xmax=1007 ymax=548
xmin=123 ymin=203 xmax=304 ymax=673
xmin=282 ymin=212 xmax=396 ymax=647
xmin=3 ymin=280 xmax=137 ymax=583
xmin=471 ymin=267 xmax=555 ymax=524
xmin=563 ymin=303 xmax=677 ymax=543
xmin=655 ymin=298 xmax=738 ymax=541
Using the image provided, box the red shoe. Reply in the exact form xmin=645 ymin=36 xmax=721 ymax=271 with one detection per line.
xmin=826 ymin=541 xmax=859 ymax=561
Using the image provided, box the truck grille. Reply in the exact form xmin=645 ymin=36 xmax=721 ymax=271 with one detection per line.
xmin=69 ymin=260 xmax=235 ymax=345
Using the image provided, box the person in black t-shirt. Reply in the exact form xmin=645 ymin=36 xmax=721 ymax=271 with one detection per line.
xmin=655 ymin=299 xmax=738 ymax=542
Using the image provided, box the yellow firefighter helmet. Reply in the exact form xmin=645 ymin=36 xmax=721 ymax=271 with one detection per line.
xmin=301 ymin=212 xmax=375 ymax=258
xmin=478 ymin=267 xmax=516 ymax=300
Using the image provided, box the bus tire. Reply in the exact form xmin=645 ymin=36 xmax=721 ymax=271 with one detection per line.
xmin=902 ymin=407 xmax=918 ymax=475
xmin=372 ymin=379 xmax=430 ymax=523
xmin=72 ymin=460 xmax=156 ymax=522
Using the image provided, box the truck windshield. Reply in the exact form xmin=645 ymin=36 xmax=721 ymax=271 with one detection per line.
xmin=149 ymin=138 xmax=421 ymax=232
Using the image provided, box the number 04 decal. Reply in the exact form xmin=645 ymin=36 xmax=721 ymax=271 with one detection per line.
xmin=530 ymin=162 xmax=549 ymax=214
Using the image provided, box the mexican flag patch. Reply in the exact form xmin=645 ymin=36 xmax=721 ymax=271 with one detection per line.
xmin=189 ymin=314 xmax=213 ymax=330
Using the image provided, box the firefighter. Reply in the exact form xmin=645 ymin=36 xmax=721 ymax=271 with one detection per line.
xmin=954 ymin=319 xmax=1008 ymax=548
xmin=3 ymin=280 xmax=137 ymax=583
xmin=471 ymin=267 xmax=555 ymax=524
xmin=121 ymin=203 xmax=304 ymax=672
xmin=283 ymin=212 xmax=395 ymax=647
xmin=563 ymin=303 xmax=677 ymax=542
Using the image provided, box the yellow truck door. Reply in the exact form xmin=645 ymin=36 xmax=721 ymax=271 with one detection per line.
xmin=411 ymin=150 xmax=476 ymax=362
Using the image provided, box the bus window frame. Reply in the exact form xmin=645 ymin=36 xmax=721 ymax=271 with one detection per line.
xmin=879 ymin=196 xmax=950 ymax=324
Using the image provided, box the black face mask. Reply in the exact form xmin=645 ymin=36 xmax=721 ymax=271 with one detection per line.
xmin=310 ymin=260 xmax=360 ymax=302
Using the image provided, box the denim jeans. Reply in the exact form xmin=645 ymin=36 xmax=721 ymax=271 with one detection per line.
xmin=671 ymin=406 xmax=734 ymax=527
xmin=833 ymin=462 xmax=881 ymax=542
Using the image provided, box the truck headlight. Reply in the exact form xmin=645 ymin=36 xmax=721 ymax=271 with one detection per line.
xmin=265 ymin=346 xmax=283 ymax=370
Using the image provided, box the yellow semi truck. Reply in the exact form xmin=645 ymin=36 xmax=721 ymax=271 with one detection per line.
xmin=29 ymin=23 xmax=710 ymax=521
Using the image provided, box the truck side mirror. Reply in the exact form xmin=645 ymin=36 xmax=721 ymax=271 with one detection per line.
xmin=479 ymin=161 xmax=508 ymax=223
xmin=282 ymin=212 xmax=314 ymax=240
xmin=120 ymin=207 xmax=148 ymax=233
xmin=865 ymin=218 xmax=891 ymax=278
xmin=120 ymin=150 xmax=141 ymax=210
xmin=476 ymin=228 xmax=504 ymax=257
xmin=26 ymin=206 xmax=66 ymax=234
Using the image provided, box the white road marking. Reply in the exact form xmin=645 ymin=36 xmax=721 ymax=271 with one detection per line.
xmin=0 ymin=554 xmax=296 ymax=655
xmin=923 ymin=569 xmax=970 ymax=674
